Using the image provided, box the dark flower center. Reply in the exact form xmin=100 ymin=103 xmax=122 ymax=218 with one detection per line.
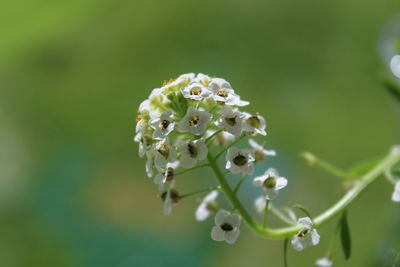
xmin=189 ymin=115 xmax=200 ymax=126
xmin=161 ymin=120 xmax=170 ymax=130
xmin=190 ymin=87 xmax=202 ymax=95
xmin=157 ymin=144 xmax=170 ymax=158
xmin=217 ymin=89 xmax=228 ymax=98
xmin=263 ymin=177 xmax=276 ymax=189
xmin=225 ymin=116 xmax=237 ymax=127
xmin=254 ymin=150 xmax=265 ymax=162
xmin=246 ymin=116 xmax=261 ymax=128
xmin=298 ymin=229 xmax=309 ymax=238
xmin=160 ymin=189 xmax=180 ymax=203
xmin=165 ymin=167 xmax=174 ymax=181
xmin=233 ymin=154 xmax=247 ymax=166
xmin=187 ymin=142 xmax=198 ymax=158
xmin=220 ymin=223 xmax=234 ymax=232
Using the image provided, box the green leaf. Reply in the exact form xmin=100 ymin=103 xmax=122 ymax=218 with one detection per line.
xmin=340 ymin=211 xmax=352 ymax=260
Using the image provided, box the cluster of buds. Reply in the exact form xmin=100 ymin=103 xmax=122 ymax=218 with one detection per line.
xmin=134 ymin=73 xmax=321 ymax=253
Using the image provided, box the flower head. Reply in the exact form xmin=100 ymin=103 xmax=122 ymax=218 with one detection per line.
xmin=249 ymin=139 xmax=276 ymax=163
xmin=392 ymin=180 xmax=400 ymax=202
xmin=153 ymin=161 xmax=179 ymax=191
xmin=291 ymin=217 xmax=320 ymax=251
xmin=181 ymin=83 xmax=212 ymax=101
xmin=215 ymin=106 xmax=245 ymax=136
xmin=226 ymin=147 xmax=255 ymax=175
xmin=149 ymin=111 xmax=175 ymax=140
xmin=253 ymin=168 xmax=287 ymax=200
xmin=178 ymin=107 xmax=212 ymax=135
xmin=195 ymin=191 xmax=219 ymax=221
xmin=209 ymin=78 xmax=249 ymax=106
xmin=211 ymin=210 xmax=241 ymax=244
xmin=178 ymin=139 xmax=208 ymax=168
xmin=315 ymin=256 xmax=333 ymax=267
xmin=243 ymin=112 xmax=267 ymax=136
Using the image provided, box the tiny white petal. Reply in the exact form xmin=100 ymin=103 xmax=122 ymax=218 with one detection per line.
xmin=310 ymin=229 xmax=321 ymax=246
xmin=275 ymin=177 xmax=288 ymax=190
xmin=264 ymin=189 xmax=278 ymax=200
xmin=392 ymin=181 xmax=400 ymax=202
xmin=211 ymin=226 xmax=225 ymax=241
xmin=298 ymin=217 xmax=313 ymax=229
xmin=291 ymin=236 xmax=306 ymax=251
xmin=225 ymin=229 xmax=240 ymax=244
xmin=253 ymin=175 xmax=266 ymax=187
xmin=315 ymin=256 xmax=332 ymax=267
xmin=254 ymin=196 xmax=267 ymax=214
xmin=195 ymin=203 xmax=210 ymax=221
xmin=215 ymin=210 xmax=230 ymax=225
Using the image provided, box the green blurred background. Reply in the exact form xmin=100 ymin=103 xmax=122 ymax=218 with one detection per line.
xmin=1 ymin=0 xmax=400 ymax=266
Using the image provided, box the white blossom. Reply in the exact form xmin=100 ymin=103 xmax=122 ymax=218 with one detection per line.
xmin=248 ymin=139 xmax=276 ymax=162
xmin=178 ymin=139 xmax=208 ymax=168
xmin=209 ymin=78 xmax=249 ymax=106
xmin=254 ymin=196 xmax=267 ymax=214
xmin=215 ymin=106 xmax=245 ymax=136
xmin=193 ymin=73 xmax=212 ymax=86
xmin=226 ymin=147 xmax=255 ymax=175
xmin=149 ymin=111 xmax=175 ymax=140
xmin=178 ymin=107 xmax=212 ymax=135
xmin=196 ymin=191 xmax=218 ymax=221
xmin=206 ymin=129 xmax=235 ymax=146
xmin=243 ymin=112 xmax=267 ymax=136
xmin=153 ymin=161 xmax=179 ymax=191
xmin=162 ymin=182 xmax=179 ymax=216
xmin=291 ymin=217 xmax=320 ymax=251
xmin=211 ymin=210 xmax=241 ymax=244
xmin=315 ymin=256 xmax=333 ymax=267
xmin=253 ymin=168 xmax=287 ymax=200
xmin=392 ymin=181 xmax=400 ymax=202
xmin=153 ymin=139 xmax=177 ymax=169
xmin=145 ymin=150 xmax=156 ymax=178
xmin=181 ymin=83 xmax=212 ymax=101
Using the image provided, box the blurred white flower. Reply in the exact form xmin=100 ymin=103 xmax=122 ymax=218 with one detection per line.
xmin=243 ymin=113 xmax=267 ymax=136
xmin=179 ymin=139 xmax=208 ymax=168
xmin=226 ymin=147 xmax=255 ymax=175
xmin=253 ymin=168 xmax=287 ymax=200
xmin=211 ymin=210 xmax=241 ymax=244
xmin=209 ymin=78 xmax=249 ymax=106
xmin=248 ymin=139 xmax=276 ymax=163
xmin=161 ymin=182 xmax=179 ymax=216
xmin=153 ymin=139 xmax=177 ymax=169
xmin=149 ymin=111 xmax=175 ymax=140
xmin=178 ymin=107 xmax=212 ymax=135
xmin=291 ymin=217 xmax=320 ymax=251
xmin=196 ymin=191 xmax=218 ymax=221
xmin=315 ymin=256 xmax=332 ymax=267
xmin=254 ymin=196 xmax=267 ymax=214
xmin=206 ymin=129 xmax=235 ymax=146
xmin=181 ymin=83 xmax=212 ymax=101
xmin=215 ymin=106 xmax=245 ymax=136
xmin=153 ymin=161 xmax=179 ymax=191
xmin=392 ymin=181 xmax=400 ymax=202
xmin=193 ymin=73 xmax=212 ymax=86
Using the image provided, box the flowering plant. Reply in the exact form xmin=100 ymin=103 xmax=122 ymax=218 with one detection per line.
xmin=134 ymin=73 xmax=400 ymax=266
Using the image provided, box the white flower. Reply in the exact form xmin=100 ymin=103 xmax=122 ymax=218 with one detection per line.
xmin=254 ymin=196 xmax=267 ymax=214
xmin=153 ymin=161 xmax=179 ymax=191
xmin=178 ymin=139 xmax=208 ymax=168
xmin=243 ymin=112 xmax=267 ymax=136
xmin=209 ymin=78 xmax=249 ymax=106
xmin=211 ymin=210 xmax=241 ymax=244
xmin=226 ymin=147 xmax=255 ymax=175
xmin=315 ymin=256 xmax=333 ymax=267
xmin=149 ymin=111 xmax=175 ymax=140
xmin=206 ymin=129 xmax=235 ymax=146
xmin=193 ymin=73 xmax=212 ymax=86
xmin=145 ymin=150 xmax=156 ymax=178
xmin=291 ymin=217 xmax=320 ymax=251
xmin=153 ymin=139 xmax=177 ymax=169
xmin=392 ymin=181 xmax=400 ymax=202
xmin=195 ymin=191 xmax=218 ymax=221
xmin=253 ymin=168 xmax=287 ymax=200
xmin=215 ymin=106 xmax=245 ymax=136
xmin=134 ymin=132 xmax=151 ymax=158
xmin=178 ymin=107 xmax=212 ymax=135
xmin=249 ymin=139 xmax=276 ymax=162
xmin=161 ymin=182 xmax=179 ymax=216
xmin=181 ymin=83 xmax=212 ymax=101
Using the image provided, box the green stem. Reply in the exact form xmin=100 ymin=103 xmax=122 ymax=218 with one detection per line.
xmin=263 ymin=200 xmax=270 ymax=227
xmin=175 ymin=163 xmax=209 ymax=177
xmin=269 ymin=203 xmax=297 ymax=226
xmin=233 ymin=174 xmax=248 ymax=194
xmin=205 ymin=129 xmax=223 ymax=144
xmin=283 ymin=238 xmax=289 ymax=267
xmin=301 ymin=152 xmax=353 ymax=179
xmin=179 ymin=186 xmax=221 ymax=199
xmin=215 ymin=134 xmax=245 ymax=159
xmin=208 ymin=149 xmax=400 ymax=239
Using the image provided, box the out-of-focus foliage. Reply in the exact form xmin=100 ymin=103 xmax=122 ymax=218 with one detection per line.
xmin=0 ymin=0 xmax=399 ymax=266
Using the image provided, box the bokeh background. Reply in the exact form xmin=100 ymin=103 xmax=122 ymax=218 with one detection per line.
xmin=1 ymin=0 xmax=400 ymax=266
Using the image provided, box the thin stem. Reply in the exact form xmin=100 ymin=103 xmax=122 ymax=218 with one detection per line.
xmin=208 ymin=148 xmax=400 ymax=239
xmin=205 ymin=129 xmax=223 ymax=144
xmin=301 ymin=152 xmax=353 ymax=179
xmin=283 ymin=238 xmax=289 ymax=267
xmin=215 ymin=134 xmax=245 ymax=159
xmin=179 ymin=186 xmax=221 ymax=199
xmin=385 ymin=168 xmax=398 ymax=185
xmin=175 ymin=163 xmax=209 ymax=177
xmin=269 ymin=203 xmax=297 ymax=226
xmin=233 ymin=174 xmax=248 ymax=194
xmin=263 ymin=200 xmax=270 ymax=227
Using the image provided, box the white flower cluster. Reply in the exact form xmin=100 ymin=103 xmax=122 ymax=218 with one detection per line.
xmin=134 ymin=73 xmax=285 ymax=245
